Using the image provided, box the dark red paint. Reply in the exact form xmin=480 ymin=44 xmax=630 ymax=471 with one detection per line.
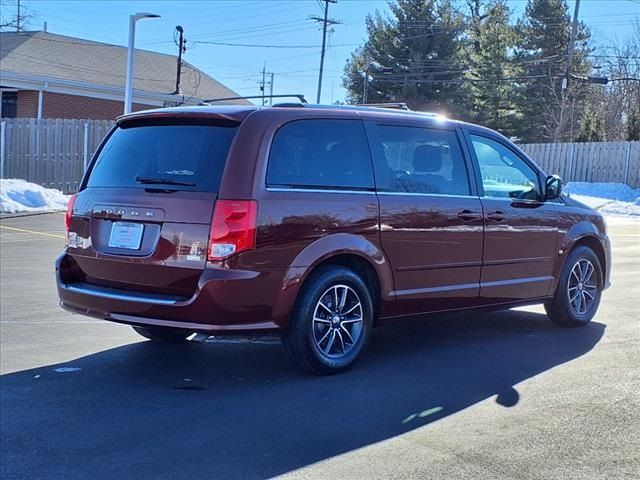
xmin=56 ymin=104 xmax=612 ymax=334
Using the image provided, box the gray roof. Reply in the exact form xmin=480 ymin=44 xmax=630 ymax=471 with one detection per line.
xmin=0 ymin=31 xmax=241 ymax=101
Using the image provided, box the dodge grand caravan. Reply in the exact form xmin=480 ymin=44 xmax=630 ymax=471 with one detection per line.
xmin=56 ymin=104 xmax=611 ymax=374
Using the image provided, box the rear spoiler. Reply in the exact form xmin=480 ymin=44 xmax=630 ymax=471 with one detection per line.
xmin=116 ymin=109 xmax=249 ymax=126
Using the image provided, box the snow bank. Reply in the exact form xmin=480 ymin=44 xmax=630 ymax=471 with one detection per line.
xmin=0 ymin=179 xmax=70 ymax=214
xmin=564 ymin=182 xmax=640 ymax=217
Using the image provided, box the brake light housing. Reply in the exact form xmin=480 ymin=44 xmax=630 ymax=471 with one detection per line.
xmin=208 ymin=200 xmax=258 ymax=261
xmin=65 ymin=193 xmax=77 ymax=234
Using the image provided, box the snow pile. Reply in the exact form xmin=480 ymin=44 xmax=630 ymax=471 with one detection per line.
xmin=564 ymin=182 xmax=640 ymax=217
xmin=0 ymin=179 xmax=70 ymax=214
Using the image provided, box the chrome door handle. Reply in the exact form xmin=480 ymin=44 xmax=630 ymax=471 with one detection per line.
xmin=486 ymin=211 xmax=506 ymax=221
xmin=457 ymin=210 xmax=481 ymax=221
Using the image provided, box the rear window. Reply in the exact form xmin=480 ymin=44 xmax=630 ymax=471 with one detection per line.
xmin=87 ymin=122 xmax=238 ymax=192
xmin=266 ymin=119 xmax=374 ymax=190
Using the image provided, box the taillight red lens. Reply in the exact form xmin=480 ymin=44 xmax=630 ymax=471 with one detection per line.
xmin=208 ymin=200 xmax=258 ymax=261
xmin=65 ymin=193 xmax=77 ymax=233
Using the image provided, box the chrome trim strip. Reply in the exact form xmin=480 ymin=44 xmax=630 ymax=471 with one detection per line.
xmin=481 ymin=276 xmax=553 ymax=287
xmin=396 ymin=261 xmax=483 ymax=272
xmin=393 ymin=276 xmax=553 ymax=297
xmin=393 ymin=282 xmax=479 ymax=296
xmin=377 ymin=191 xmax=478 ymax=199
xmin=64 ymin=284 xmax=178 ymax=305
xmin=266 ymin=187 xmax=375 ymax=195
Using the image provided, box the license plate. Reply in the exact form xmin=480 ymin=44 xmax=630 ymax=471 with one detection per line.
xmin=108 ymin=222 xmax=144 ymax=250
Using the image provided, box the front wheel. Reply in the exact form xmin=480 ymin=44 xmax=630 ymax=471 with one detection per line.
xmin=132 ymin=325 xmax=193 ymax=343
xmin=284 ymin=266 xmax=374 ymax=375
xmin=545 ymin=246 xmax=603 ymax=327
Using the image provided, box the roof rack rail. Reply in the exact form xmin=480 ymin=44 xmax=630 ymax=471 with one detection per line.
xmin=355 ymin=102 xmax=410 ymax=110
xmin=202 ymin=94 xmax=308 ymax=104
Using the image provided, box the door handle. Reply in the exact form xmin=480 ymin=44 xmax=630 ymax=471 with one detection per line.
xmin=457 ymin=210 xmax=481 ymax=221
xmin=486 ymin=211 xmax=506 ymax=222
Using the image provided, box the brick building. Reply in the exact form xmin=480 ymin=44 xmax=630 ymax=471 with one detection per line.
xmin=0 ymin=31 xmax=243 ymax=120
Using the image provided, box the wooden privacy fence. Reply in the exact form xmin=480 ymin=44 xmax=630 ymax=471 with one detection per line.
xmin=518 ymin=141 xmax=640 ymax=188
xmin=0 ymin=117 xmax=115 ymax=193
xmin=0 ymin=117 xmax=639 ymax=191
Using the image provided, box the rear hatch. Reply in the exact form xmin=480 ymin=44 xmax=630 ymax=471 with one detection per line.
xmin=64 ymin=116 xmax=240 ymax=298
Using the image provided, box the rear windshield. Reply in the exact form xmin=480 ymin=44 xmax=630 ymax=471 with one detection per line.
xmin=86 ymin=122 xmax=238 ymax=192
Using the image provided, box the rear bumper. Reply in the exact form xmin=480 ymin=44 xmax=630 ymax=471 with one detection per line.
xmin=56 ymin=253 xmax=288 ymax=333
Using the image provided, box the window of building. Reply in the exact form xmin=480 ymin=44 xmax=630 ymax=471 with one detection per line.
xmin=1 ymin=91 xmax=18 ymax=118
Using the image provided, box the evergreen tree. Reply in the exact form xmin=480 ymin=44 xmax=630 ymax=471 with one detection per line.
xmin=576 ymin=108 xmax=604 ymax=142
xmin=627 ymin=109 xmax=640 ymax=142
xmin=462 ymin=0 xmax=522 ymax=138
xmin=342 ymin=0 xmax=466 ymax=116
xmin=515 ymin=0 xmax=591 ymax=142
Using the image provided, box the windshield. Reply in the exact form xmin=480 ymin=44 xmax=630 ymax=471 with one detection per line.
xmin=86 ymin=122 xmax=238 ymax=192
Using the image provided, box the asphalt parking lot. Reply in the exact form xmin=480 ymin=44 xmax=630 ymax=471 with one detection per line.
xmin=0 ymin=213 xmax=638 ymax=480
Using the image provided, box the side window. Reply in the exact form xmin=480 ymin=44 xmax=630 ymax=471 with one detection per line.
xmin=470 ymin=135 xmax=541 ymax=200
xmin=365 ymin=123 xmax=471 ymax=195
xmin=266 ymin=119 xmax=374 ymax=190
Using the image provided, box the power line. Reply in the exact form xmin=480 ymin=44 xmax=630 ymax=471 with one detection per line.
xmin=193 ymin=41 xmax=357 ymax=49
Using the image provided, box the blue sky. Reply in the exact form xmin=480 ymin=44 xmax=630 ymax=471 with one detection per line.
xmin=20 ymin=0 xmax=640 ymax=103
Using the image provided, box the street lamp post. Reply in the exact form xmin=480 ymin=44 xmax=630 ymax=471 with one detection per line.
xmin=124 ymin=12 xmax=160 ymax=115
xmin=362 ymin=65 xmax=393 ymax=104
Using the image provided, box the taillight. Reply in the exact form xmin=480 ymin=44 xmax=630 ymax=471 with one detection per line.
xmin=208 ymin=200 xmax=258 ymax=261
xmin=65 ymin=193 xmax=77 ymax=233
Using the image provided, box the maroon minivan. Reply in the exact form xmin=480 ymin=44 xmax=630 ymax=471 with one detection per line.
xmin=56 ymin=104 xmax=611 ymax=374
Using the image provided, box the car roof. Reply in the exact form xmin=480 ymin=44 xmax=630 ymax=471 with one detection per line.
xmin=117 ymin=103 xmax=502 ymax=139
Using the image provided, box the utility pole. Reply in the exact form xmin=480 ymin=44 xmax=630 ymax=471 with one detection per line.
xmin=16 ymin=0 xmax=21 ymax=31
xmin=269 ymin=72 xmax=274 ymax=106
xmin=557 ymin=0 xmax=581 ymax=141
xmin=173 ymin=26 xmax=186 ymax=95
xmin=311 ymin=0 xmax=339 ymax=104
xmin=261 ymin=63 xmax=266 ymax=106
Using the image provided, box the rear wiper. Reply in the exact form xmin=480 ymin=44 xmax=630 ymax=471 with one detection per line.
xmin=135 ymin=176 xmax=196 ymax=187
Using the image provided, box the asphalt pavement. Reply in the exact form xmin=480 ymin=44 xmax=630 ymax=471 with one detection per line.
xmin=0 ymin=213 xmax=638 ymax=480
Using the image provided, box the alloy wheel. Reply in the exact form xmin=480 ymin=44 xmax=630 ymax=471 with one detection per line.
xmin=567 ymin=258 xmax=598 ymax=316
xmin=312 ymin=284 xmax=364 ymax=359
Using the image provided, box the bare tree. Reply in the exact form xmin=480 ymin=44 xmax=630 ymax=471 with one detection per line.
xmin=584 ymin=21 xmax=640 ymax=141
xmin=0 ymin=0 xmax=37 ymax=32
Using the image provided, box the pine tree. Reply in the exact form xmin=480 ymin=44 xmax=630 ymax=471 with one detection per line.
xmin=515 ymin=0 xmax=591 ymax=142
xmin=576 ymin=109 xmax=604 ymax=142
xmin=342 ymin=0 xmax=466 ymax=116
xmin=462 ymin=0 xmax=522 ymax=138
xmin=627 ymin=109 xmax=640 ymax=142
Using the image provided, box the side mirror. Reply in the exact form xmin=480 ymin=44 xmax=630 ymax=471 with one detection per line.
xmin=545 ymin=174 xmax=563 ymax=200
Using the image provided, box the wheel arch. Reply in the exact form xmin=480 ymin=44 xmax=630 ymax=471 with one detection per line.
xmin=271 ymin=233 xmax=394 ymax=329
xmin=569 ymin=235 xmax=608 ymax=285
xmin=560 ymin=218 xmax=608 ymax=282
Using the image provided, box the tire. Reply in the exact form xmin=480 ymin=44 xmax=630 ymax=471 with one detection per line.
xmin=132 ymin=325 xmax=192 ymax=343
xmin=283 ymin=266 xmax=374 ymax=375
xmin=545 ymin=245 xmax=603 ymax=327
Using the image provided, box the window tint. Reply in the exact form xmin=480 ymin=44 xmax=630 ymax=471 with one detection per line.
xmin=470 ymin=135 xmax=541 ymax=200
xmin=267 ymin=119 xmax=374 ymax=190
xmin=87 ymin=122 xmax=238 ymax=192
xmin=365 ymin=123 xmax=470 ymax=195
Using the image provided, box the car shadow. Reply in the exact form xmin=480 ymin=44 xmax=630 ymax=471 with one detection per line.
xmin=0 ymin=310 xmax=604 ymax=480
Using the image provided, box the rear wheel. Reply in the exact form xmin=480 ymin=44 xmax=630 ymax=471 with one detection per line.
xmin=284 ymin=266 xmax=373 ymax=375
xmin=545 ymin=246 xmax=603 ymax=327
xmin=132 ymin=325 xmax=192 ymax=343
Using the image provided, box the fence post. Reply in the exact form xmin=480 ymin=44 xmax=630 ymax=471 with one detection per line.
xmin=0 ymin=121 xmax=5 ymax=179
xmin=568 ymin=142 xmax=575 ymax=182
xmin=83 ymin=122 xmax=89 ymax=171
xmin=623 ymin=142 xmax=632 ymax=186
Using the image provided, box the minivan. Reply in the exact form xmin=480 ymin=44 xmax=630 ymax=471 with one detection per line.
xmin=56 ymin=104 xmax=611 ymax=374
